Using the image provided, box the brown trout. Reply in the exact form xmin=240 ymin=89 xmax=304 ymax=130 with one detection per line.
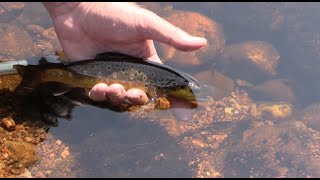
xmin=13 ymin=52 xmax=204 ymax=102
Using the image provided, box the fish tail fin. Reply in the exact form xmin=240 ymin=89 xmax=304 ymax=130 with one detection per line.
xmin=13 ymin=64 xmax=24 ymax=75
xmin=13 ymin=64 xmax=38 ymax=76
xmin=13 ymin=65 xmax=42 ymax=95
xmin=14 ymin=65 xmax=74 ymax=97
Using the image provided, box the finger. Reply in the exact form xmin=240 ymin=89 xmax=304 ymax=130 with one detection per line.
xmin=125 ymin=88 xmax=149 ymax=105
xmin=106 ymin=83 xmax=126 ymax=105
xmin=143 ymin=40 xmax=163 ymax=64
xmin=147 ymin=54 xmax=162 ymax=64
xmin=111 ymin=40 xmax=163 ymax=64
xmin=119 ymin=40 xmax=163 ymax=64
xmin=137 ymin=9 xmax=207 ymax=52
xmin=88 ymin=83 xmax=109 ymax=102
xmin=138 ymin=40 xmax=162 ymax=64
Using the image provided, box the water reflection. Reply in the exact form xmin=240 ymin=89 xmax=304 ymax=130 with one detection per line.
xmin=0 ymin=73 xmax=189 ymax=177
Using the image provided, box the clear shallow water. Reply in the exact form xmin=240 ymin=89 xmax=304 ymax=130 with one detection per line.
xmin=1 ymin=2 xmax=320 ymax=178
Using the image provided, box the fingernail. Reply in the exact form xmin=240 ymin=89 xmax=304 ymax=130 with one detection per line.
xmin=193 ymin=37 xmax=207 ymax=45
xmin=88 ymin=90 xmax=92 ymax=98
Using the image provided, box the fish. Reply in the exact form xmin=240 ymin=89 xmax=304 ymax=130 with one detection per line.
xmin=13 ymin=52 xmax=206 ymax=103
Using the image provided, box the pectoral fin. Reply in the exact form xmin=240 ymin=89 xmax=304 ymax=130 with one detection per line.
xmin=52 ymin=89 xmax=71 ymax=96
xmin=42 ymin=113 xmax=59 ymax=127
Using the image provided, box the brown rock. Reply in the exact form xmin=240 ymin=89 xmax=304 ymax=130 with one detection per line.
xmin=155 ymin=97 xmax=171 ymax=110
xmin=25 ymin=24 xmax=45 ymax=35
xmin=194 ymin=69 xmax=234 ymax=99
xmin=298 ymin=103 xmax=320 ymax=131
xmin=219 ymin=41 xmax=280 ymax=83
xmin=0 ymin=23 xmax=35 ymax=58
xmin=1 ymin=117 xmax=15 ymax=130
xmin=0 ymin=2 xmax=25 ymax=22
xmin=157 ymin=10 xmax=225 ymax=68
xmin=250 ymin=79 xmax=296 ymax=103
xmin=4 ymin=141 xmax=39 ymax=168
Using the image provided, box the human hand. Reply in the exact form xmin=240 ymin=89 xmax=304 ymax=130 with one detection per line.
xmin=43 ymin=2 xmax=207 ymax=105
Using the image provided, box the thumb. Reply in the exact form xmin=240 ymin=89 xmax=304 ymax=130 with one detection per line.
xmin=137 ymin=9 xmax=207 ymax=52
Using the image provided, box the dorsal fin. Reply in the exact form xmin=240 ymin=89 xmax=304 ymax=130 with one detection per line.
xmin=94 ymin=52 xmax=141 ymax=60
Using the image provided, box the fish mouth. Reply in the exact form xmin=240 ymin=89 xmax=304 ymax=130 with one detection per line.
xmin=193 ymin=84 xmax=215 ymax=102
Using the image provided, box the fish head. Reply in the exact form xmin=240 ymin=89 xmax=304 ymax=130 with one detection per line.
xmin=167 ymin=72 xmax=211 ymax=101
xmin=166 ymin=84 xmax=198 ymax=102
xmin=166 ymin=78 xmax=212 ymax=102
xmin=167 ymin=83 xmax=217 ymax=104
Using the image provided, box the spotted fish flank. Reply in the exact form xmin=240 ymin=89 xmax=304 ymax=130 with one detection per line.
xmin=14 ymin=52 xmax=203 ymax=102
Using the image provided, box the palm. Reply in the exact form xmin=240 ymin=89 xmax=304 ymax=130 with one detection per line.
xmin=51 ymin=2 xmax=160 ymax=62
